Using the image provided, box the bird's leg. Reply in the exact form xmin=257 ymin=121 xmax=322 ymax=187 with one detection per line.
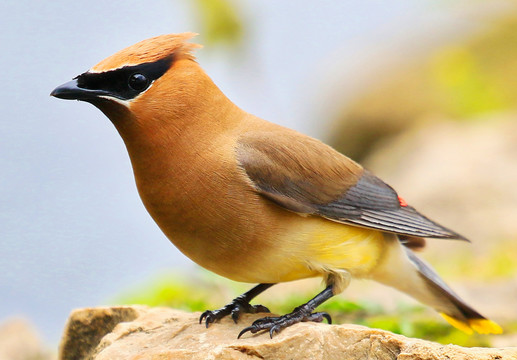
xmin=200 ymin=283 xmax=275 ymax=327
xmin=237 ymin=284 xmax=334 ymax=339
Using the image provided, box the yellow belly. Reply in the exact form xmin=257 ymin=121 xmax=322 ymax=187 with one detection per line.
xmin=302 ymin=218 xmax=386 ymax=275
xmin=235 ymin=216 xmax=387 ymax=284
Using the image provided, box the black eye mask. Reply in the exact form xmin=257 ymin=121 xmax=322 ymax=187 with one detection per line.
xmin=75 ymin=54 xmax=175 ymax=101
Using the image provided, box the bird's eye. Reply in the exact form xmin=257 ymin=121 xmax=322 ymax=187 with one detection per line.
xmin=128 ymin=73 xmax=149 ymax=91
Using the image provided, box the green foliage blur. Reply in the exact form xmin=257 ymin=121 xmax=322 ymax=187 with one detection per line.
xmin=113 ymin=270 xmax=512 ymax=347
xmin=431 ymin=239 xmax=517 ymax=281
xmin=190 ymin=0 xmax=243 ymax=48
xmin=330 ymin=14 xmax=517 ymax=161
xmin=428 ymin=16 xmax=517 ymax=119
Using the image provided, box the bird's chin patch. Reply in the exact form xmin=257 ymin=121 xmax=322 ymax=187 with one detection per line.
xmin=97 ymin=95 xmax=132 ymax=108
xmin=90 ymin=97 xmax=133 ymax=120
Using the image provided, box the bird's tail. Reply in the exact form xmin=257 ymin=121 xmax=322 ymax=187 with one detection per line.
xmin=371 ymin=236 xmax=502 ymax=334
xmin=405 ymin=250 xmax=502 ymax=334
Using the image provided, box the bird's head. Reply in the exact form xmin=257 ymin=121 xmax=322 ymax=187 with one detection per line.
xmin=51 ymin=33 xmax=214 ymax=129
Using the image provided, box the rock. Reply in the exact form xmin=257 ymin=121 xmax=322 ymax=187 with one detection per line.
xmin=0 ymin=317 xmax=53 ymax=360
xmin=58 ymin=306 xmax=517 ymax=360
xmin=59 ymin=306 xmax=139 ymax=360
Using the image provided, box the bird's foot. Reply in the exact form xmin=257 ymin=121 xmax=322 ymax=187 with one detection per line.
xmin=237 ymin=306 xmax=332 ymax=339
xmin=200 ymin=297 xmax=270 ymax=328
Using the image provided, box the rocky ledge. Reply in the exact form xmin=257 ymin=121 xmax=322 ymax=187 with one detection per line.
xmin=59 ymin=306 xmax=516 ymax=360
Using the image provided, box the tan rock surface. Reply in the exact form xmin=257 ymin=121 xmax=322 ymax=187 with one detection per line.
xmin=59 ymin=306 xmax=517 ymax=360
xmin=0 ymin=317 xmax=54 ymax=360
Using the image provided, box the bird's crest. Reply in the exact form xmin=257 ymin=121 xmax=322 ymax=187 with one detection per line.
xmin=91 ymin=33 xmax=201 ymax=73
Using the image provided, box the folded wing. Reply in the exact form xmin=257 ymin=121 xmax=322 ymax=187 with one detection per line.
xmin=237 ymin=132 xmax=466 ymax=240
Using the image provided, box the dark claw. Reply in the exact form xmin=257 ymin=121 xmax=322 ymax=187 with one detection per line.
xmin=231 ymin=306 xmax=241 ymax=324
xmin=252 ymin=304 xmax=270 ymax=313
xmin=322 ymin=312 xmax=332 ymax=324
xmin=200 ymin=301 xmax=270 ymax=328
xmin=269 ymin=325 xmax=280 ymax=339
xmin=302 ymin=311 xmax=332 ymax=324
xmin=237 ymin=311 xmax=332 ymax=339
xmin=236 ymin=284 xmax=335 ymax=339
xmin=237 ymin=325 xmax=255 ymax=339
xmin=199 ymin=310 xmax=208 ymax=325
xmin=199 ymin=310 xmax=218 ymax=328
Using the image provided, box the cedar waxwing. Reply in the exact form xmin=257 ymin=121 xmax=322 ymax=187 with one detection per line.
xmin=51 ymin=33 xmax=502 ymax=338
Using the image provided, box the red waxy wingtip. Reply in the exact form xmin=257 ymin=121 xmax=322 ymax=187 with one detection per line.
xmin=398 ymin=196 xmax=408 ymax=207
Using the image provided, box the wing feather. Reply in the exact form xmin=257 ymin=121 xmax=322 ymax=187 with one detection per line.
xmin=237 ymin=132 xmax=467 ymax=240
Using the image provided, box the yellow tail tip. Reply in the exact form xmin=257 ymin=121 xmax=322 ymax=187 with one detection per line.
xmin=469 ymin=319 xmax=503 ymax=335
xmin=440 ymin=313 xmax=503 ymax=335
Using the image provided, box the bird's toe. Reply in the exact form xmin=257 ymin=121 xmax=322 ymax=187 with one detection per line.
xmin=237 ymin=310 xmax=331 ymax=338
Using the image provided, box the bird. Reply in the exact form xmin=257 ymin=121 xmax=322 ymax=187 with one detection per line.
xmin=51 ymin=33 xmax=502 ymax=338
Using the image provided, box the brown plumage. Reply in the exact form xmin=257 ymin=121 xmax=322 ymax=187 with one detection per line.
xmin=92 ymin=33 xmax=200 ymax=71
xmin=51 ymin=33 xmax=501 ymax=337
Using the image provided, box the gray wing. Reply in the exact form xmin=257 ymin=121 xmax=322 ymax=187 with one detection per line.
xmin=237 ymin=135 xmax=467 ymax=240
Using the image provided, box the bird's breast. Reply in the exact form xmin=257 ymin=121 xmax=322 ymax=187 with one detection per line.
xmin=125 ymin=129 xmax=387 ymax=284
xmin=126 ymin=135 xmax=281 ymax=279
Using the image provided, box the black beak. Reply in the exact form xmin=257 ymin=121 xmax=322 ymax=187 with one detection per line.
xmin=50 ymin=79 xmax=110 ymax=101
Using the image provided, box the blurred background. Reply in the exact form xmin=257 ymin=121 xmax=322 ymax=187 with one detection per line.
xmin=1 ymin=0 xmax=517 ymax=357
